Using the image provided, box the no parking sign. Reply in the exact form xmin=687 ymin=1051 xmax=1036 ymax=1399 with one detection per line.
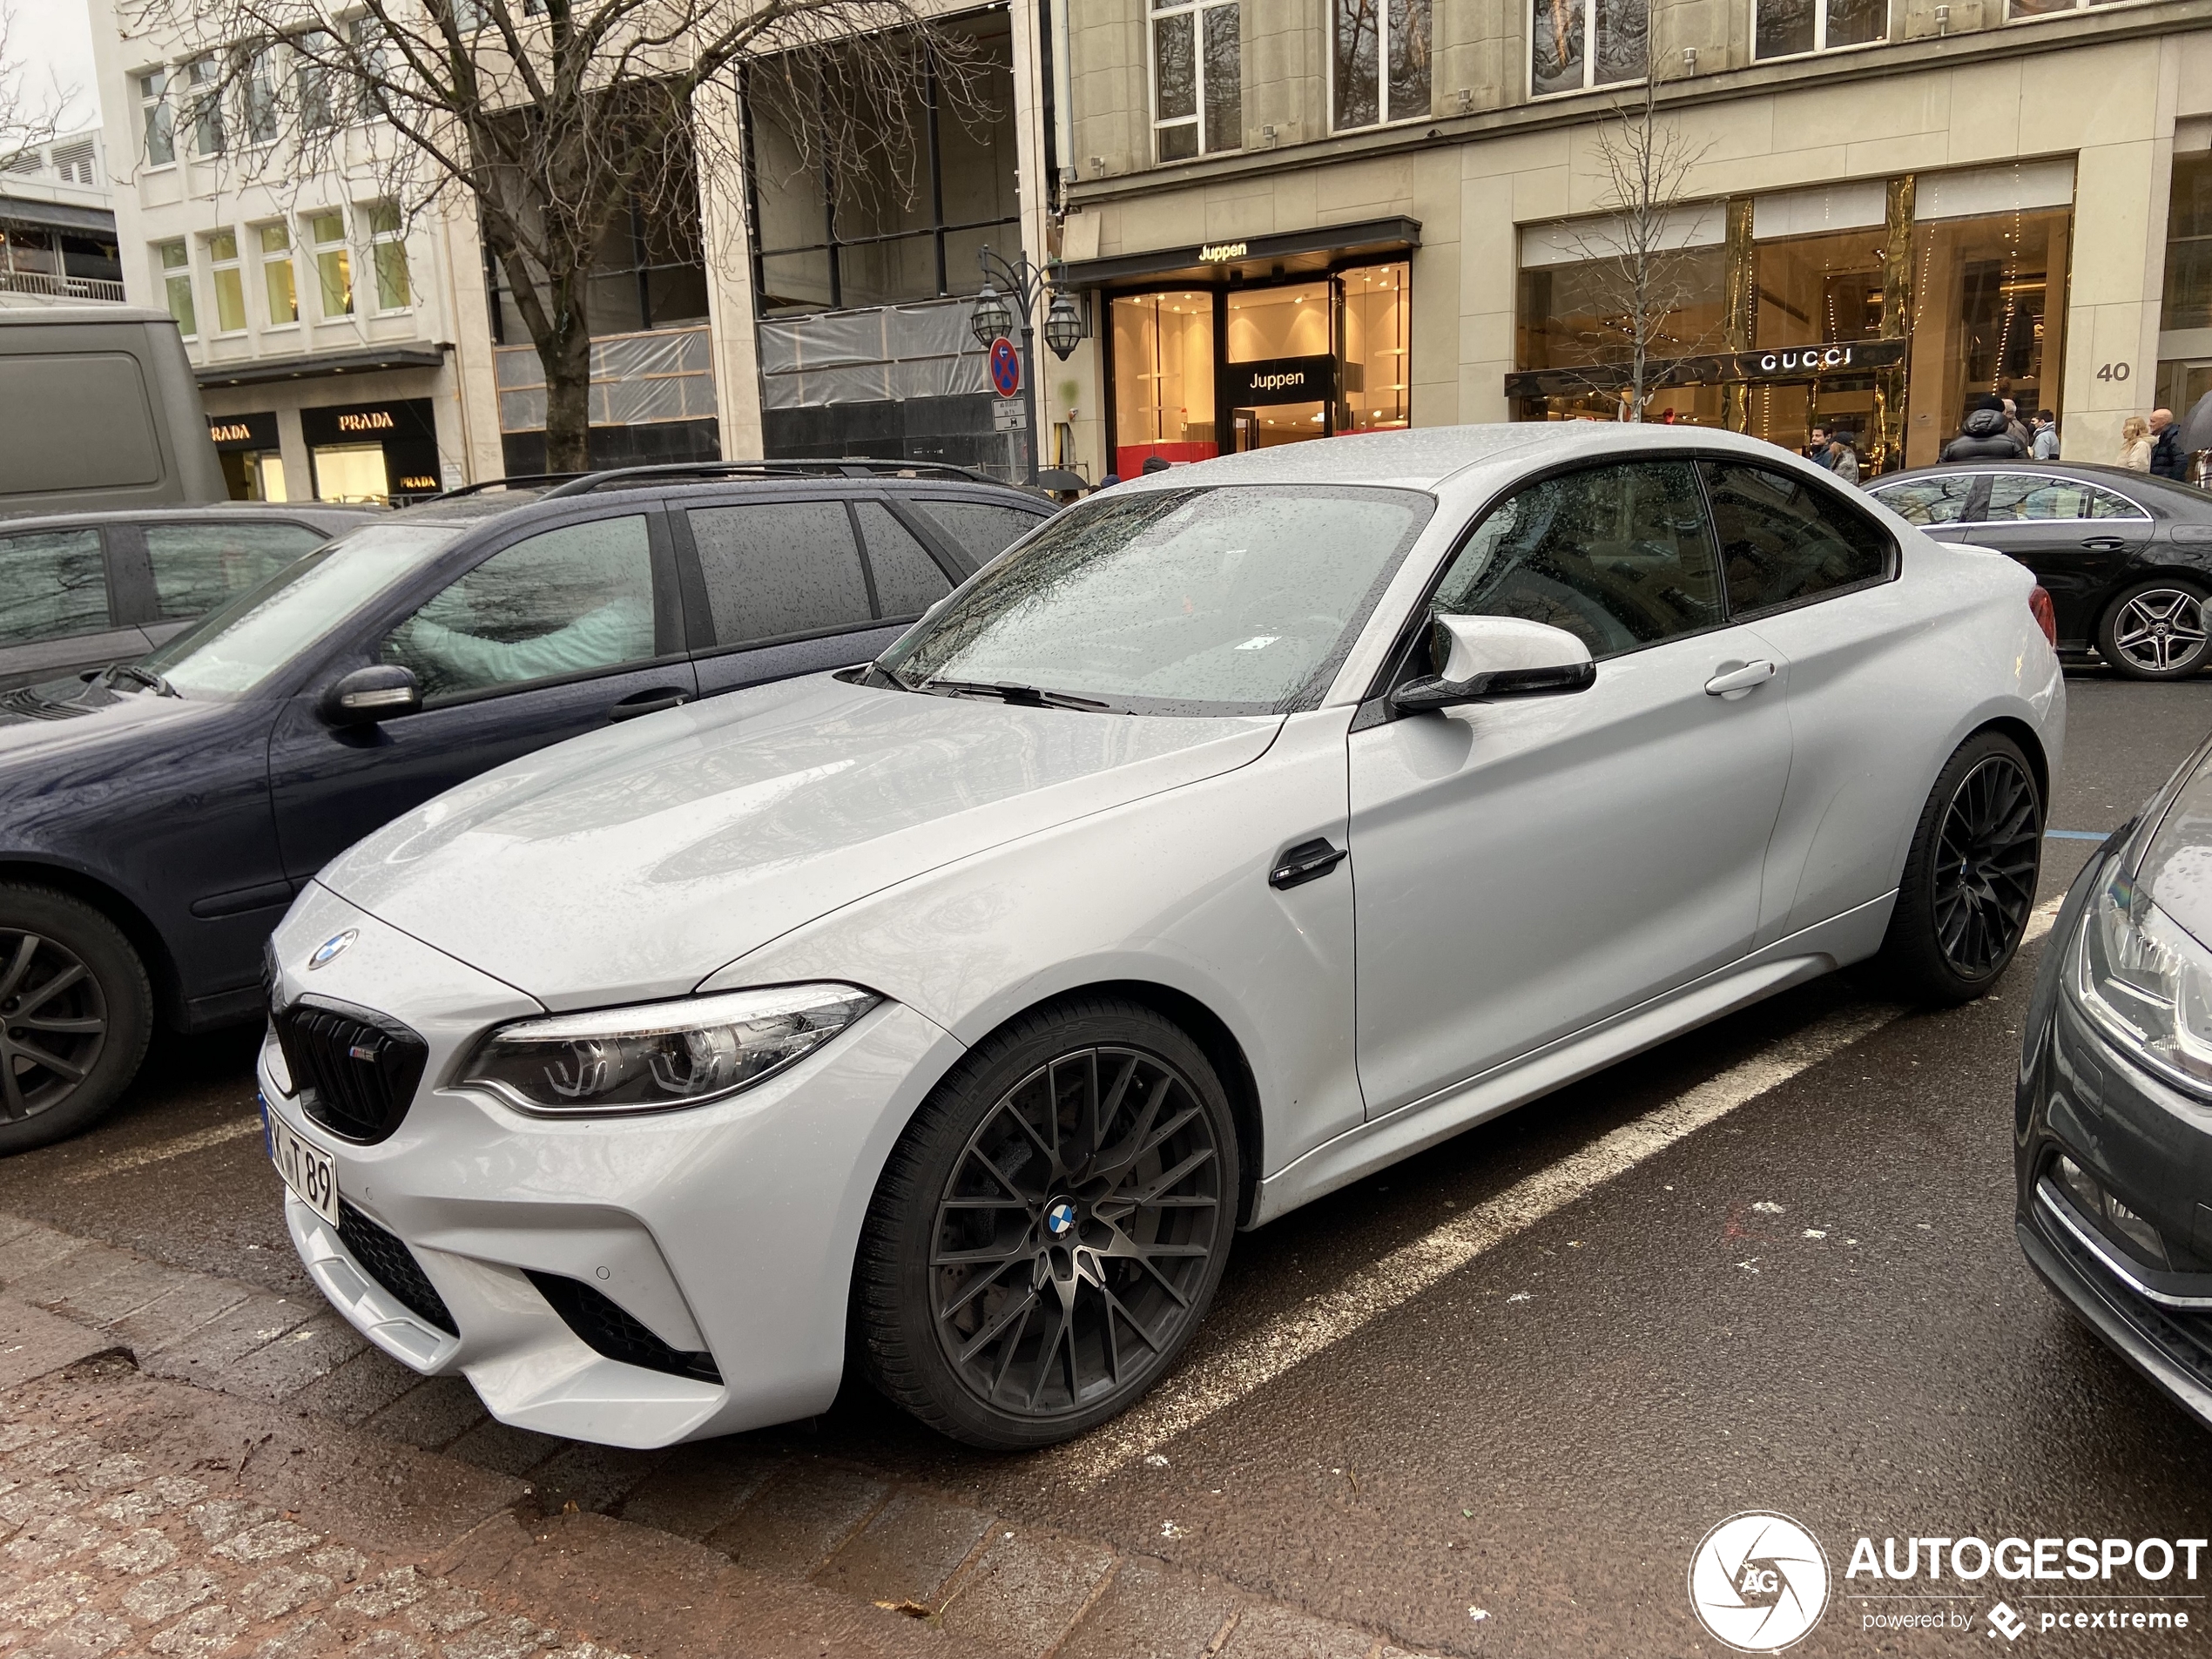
xmin=988 ymin=336 xmax=1021 ymax=398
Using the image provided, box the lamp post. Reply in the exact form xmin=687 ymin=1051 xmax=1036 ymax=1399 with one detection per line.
xmin=968 ymin=246 xmax=1082 ymax=486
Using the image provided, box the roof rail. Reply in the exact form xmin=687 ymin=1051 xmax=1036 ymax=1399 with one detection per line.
xmin=539 ymin=458 xmax=1010 ymax=497
xmin=423 ymin=473 xmax=586 ymax=501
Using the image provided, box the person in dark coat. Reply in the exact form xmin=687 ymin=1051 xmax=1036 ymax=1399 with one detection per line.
xmin=1141 ymin=455 xmax=1172 ymax=475
xmin=2149 ymin=408 xmax=2187 ymax=480
xmin=1941 ymin=395 xmax=2028 ymax=462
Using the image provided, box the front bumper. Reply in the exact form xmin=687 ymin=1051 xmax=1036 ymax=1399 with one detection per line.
xmin=262 ymin=886 xmax=965 ymax=1448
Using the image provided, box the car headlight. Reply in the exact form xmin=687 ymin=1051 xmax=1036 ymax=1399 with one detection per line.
xmin=2073 ymin=867 xmax=2212 ymax=1090
xmin=458 ymin=983 xmax=880 ymax=1115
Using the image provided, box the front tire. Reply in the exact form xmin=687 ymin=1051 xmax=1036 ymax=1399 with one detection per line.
xmin=0 ymin=885 xmax=153 ymax=1154
xmin=2097 ymin=579 xmax=2211 ymax=680
xmin=856 ymin=998 xmax=1238 ymax=1450
xmin=1870 ymin=732 xmax=2043 ymax=1006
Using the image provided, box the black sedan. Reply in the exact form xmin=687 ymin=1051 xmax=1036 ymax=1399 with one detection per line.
xmin=1866 ymin=462 xmax=2212 ymax=679
xmin=2016 ymin=734 xmax=2212 ymax=1428
xmin=0 ymin=462 xmax=1051 ymax=1151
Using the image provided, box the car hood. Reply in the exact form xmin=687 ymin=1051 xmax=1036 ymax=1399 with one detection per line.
xmin=319 ymin=674 xmax=1283 ymax=1008
xmin=0 ymin=678 xmax=236 ymax=767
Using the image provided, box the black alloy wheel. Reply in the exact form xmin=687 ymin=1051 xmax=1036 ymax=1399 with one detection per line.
xmin=2097 ymin=580 xmax=2212 ymax=681
xmin=858 ymin=999 xmax=1238 ymax=1448
xmin=0 ymin=886 xmax=152 ymax=1153
xmin=1871 ymin=732 xmax=2043 ymax=1005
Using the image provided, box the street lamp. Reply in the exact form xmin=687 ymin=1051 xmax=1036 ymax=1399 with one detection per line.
xmin=966 ymin=246 xmax=1082 ymax=486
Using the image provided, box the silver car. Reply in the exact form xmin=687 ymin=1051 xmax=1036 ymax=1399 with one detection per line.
xmin=259 ymin=423 xmax=2064 ymax=1452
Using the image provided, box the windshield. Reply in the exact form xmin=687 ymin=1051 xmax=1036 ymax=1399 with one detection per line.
xmin=142 ymin=522 xmax=466 ymax=698
xmin=876 ymin=485 xmax=1434 ymax=715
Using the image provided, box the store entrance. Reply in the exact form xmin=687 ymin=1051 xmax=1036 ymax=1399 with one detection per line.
xmin=1742 ymin=376 xmax=1885 ymax=466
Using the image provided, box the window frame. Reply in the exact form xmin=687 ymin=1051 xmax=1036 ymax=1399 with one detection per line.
xmin=307 ymin=210 xmax=354 ymax=320
xmin=156 ymin=239 xmax=197 ymax=339
xmin=257 ymin=220 xmax=299 ymax=327
xmin=1329 ymin=0 xmax=1432 ymax=133
xmin=1149 ymin=0 xmax=1241 ymax=163
xmin=1527 ymin=0 xmax=1646 ymax=98
xmin=364 ymin=201 xmax=412 ymax=313
xmin=184 ymin=56 xmax=224 ymax=158
xmin=1750 ymin=0 xmax=1892 ymax=60
xmin=138 ymin=69 xmax=175 ymax=168
xmin=206 ymin=227 xmax=247 ymax=335
xmin=2006 ymin=0 xmax=2145 ymax=20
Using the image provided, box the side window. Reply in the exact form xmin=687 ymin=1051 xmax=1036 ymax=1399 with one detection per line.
xmin=1982 ymin=474 xmax=2094 ymax=522
xmin=687 ymin=501 xmax=871 ymax=648
xmin=1871 ymin=476 xmax=1977 ymax=527
xmin=0 ymin=529 xmax=108 ymax=648
xmin=144 ymin=521 xmax=329 ymax=620
xmin=914 ymin=498 xmax=1045 ymax=565
xmin=2091 ymin=487 xmax=2152 ymax=521
xmin=379 ymin=516 xmax=656 ymax=700
xmin=1701 ymin=462 xmax=1892 ymax=616
xmin=1432 ymin=462 xmax=1721 ymax=659
xmin=854 ymin=502 xmax=953 ymax=617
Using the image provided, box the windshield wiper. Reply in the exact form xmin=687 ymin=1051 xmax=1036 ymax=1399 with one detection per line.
xmin=101 ymin=663 xmax=179 ymax=698
xmin=920 ymin=678 xmax=1112 ymax=712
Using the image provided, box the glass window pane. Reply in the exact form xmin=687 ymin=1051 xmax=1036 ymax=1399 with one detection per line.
xmin=2091 ymin=487 xmax=2151 ymax=521
xmin=1112 ymin=291 xmax=1217 ymax=474
xmin=1531 ymin=0 xmax=1587 ymax=94
xmin=1339 ymin=261 xmax=1412 ymax=435
xmin=855 ymin=502 xmax=953 ymax=616
xmin=1904 ymin=208 xmax=2070 ymax=468
xmin=1155 ymin=14 xmax=1197 ymax=123
xmin=213 ymin=266 xmax=246 ymax=332
xmin=1702 ymin=462 xmax=1891 ymax=613
xmin=0 ymin=529 xmax=106 ymax=647
xmin=1433 ymin=462 xmax=1721 ymax=656
xmin=758 ymin=249 xmax=833 ymax=314
xmin=1982 ymin=474 xmax=2093 ymax=521
xmin=943 ymin=223 xmax=1022 ymax=297
xmin=1753 ymin=231 xmax=1886 ymax=347
xmin=1333 ymin=0 xmax=1381 ymax=129
xmin=318 ymin=246 xmax=353 ymax=316
xmin=2161 ymin=154 xmax=2212 ymax=332
xmin=1757 ymin=0 xmax=1814 ymax=50
xmin=914 ymin=499 xmax=1044 ymax=563
xmin=939 ymin=31 xmax=1021 ymax=225
xmin=1594 ymin=0 xmax=1648 ymax=83
xmin=374 ymin=239 xmax=410 ymax=309
xmin=381 ymin=516 xmax=657 ymax=699
xmin=1826 ymin=0 xmax=1886 ymax=46
xmin=687 ymin=502 xmax=871 ymax=646
xmin=1157 ymin=121 xmax=1200 ymax=162
xmin=1388 ymin=0 xmax=1431 ymax=119
xmin=1870 ymin=476 xmax=1975 ymax=525
xmin=837 ymin=233 xmax=937 ymax=307
xmin=2006 ymin=0 xmax=2073 ymax=17
xmin=144 ymin=522 xmax=327 ymax=619
xmin=1204 ymin=3 xmax=1242 ymax=152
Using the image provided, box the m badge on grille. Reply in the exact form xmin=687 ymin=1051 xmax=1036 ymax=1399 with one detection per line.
xmin=348 ymin=1043 xmax=379 ymax=1062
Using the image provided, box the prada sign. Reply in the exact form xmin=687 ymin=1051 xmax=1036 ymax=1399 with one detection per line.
xmin=206 ymin=411 xmax=278 ymax=450
xmin=1224 ymin=354 xmax=1337 ymax=408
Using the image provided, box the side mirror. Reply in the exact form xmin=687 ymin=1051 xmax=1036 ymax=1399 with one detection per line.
xmin=1392 ymin=615 xmax=1595 ymax=714
xmin=320 ymin=664 xmax=421 ymax=726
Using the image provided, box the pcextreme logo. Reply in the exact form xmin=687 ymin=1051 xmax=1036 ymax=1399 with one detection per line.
xmin=1689 ymin=1513 xmax=1831 ymax=1652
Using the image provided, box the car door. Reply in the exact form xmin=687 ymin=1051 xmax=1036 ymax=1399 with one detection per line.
xmin=0 ymin=524 xmax=152 ymax=691
xmin=1346 ymin=458 xmax=1794 ymax=1120
xmin=266 ymin=507 xmax=697 ymax=881
xmin=131 ymin=517 xmax=338 ymax=646
xmin=1962 ymin=474 xmax=2153 ymax=649
xmin=678 ymin=494 xmax=961 ymax=697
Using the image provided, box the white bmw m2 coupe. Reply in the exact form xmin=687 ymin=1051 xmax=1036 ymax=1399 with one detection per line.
xmin=260 ymin=424 xmax=2062 ymax=1450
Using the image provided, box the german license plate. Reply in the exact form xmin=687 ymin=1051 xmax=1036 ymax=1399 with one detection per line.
xmin=263 ymin=1098 xmax=339 ymax=1227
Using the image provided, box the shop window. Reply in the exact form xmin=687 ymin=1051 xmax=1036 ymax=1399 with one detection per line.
xmin=310 ymin=212 xmax=352 ymax=317
xmin=1113 ymin=292 xmax=1217 ymax=475
xmin=157 ymin=239 xmax=195 ymax=338
xmin=1227 ymin=281 xmax=1332 ymax=448
xmin=1333 ymin=0 xmax=1431 ymax=130
xmin=1754 ymin=0 xmax=1886 ymax=58
xmin=1752 ymin=231 xmax=1886 ymax=347
xmin=206 ymin=230 xmax=246 ymax=334
xmin=1905 ymin=206 xmax=2069 ymax=468
xmin=367 ymin=203 xmax=411 ymax=311
xmin=1531 ymin=0 xmax=1646 ymax=97
xmin=1516 ymin=245 xmax=1728 ymax=373
xmin=746 ymin=13 xmax=1022 ymax=314
xmin=1151 ymin=0 xmax=1240 ymax=161
xmin=259 ymin=223 xmax=297 ymax=325
xmin=185 ymin=57 xmax=223 ymax=158
xmin=2162 ymin=152 xmax=2212 ymax=333
xmin=138 ymin=70 xmax=174 ymax=167
xmin=1340 ymin=262 xmax=1412 ymax=436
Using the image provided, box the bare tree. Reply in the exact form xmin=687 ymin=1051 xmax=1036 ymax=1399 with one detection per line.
xmin=119 ymin=0 xmax=981 ymax=469
xmin=0 ymin=3 xmax=71 ymax=162
xmin=1561 ymin=72 xmax=1714 ymax=421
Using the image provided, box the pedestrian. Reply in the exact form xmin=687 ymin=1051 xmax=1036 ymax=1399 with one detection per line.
xmin=2117 ymin=415 xmax=2153 ymax=471
xmin=2001 ymin=398 xmax=2033 ymax=452
xmin=2149 ymin=408 xmax=2187 ymax=479
xmin=2030 ymin=410 xmax=2060 ymax=461
xmin=1806 ymin=425 xmax=1835 ymax=469
xmin=1140 ymin=455 xmax=1172 ymax=475
xmin=1095 ymin=471 xmax=1122 ymax=491
xmin=1940 ymin=395 xmax=2027 ymax=462
xmin=1827 ymin=430 xmax=1860 ymax=484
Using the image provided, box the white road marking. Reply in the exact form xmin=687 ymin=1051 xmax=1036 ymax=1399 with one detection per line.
xmin=63 ymin=1117 xmax=263 ymax=1184
xmin=1052 ymin=894 xmax=2067 ymax=1486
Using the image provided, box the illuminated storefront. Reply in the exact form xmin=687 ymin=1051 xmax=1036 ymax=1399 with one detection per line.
xmin=1507 ymin=163 xmax=2074 ymax=474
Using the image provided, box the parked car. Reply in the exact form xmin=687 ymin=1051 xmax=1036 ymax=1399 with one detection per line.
xmin=0 ymin=461 xmax=1053 ymax=1149
xmin=0 ymin=307 xmax=225 ymax=516
xmin=1865 ymin=462 xmax=2212 ymax=680
xmin=256 ymin=424 xmax=2062 ymax=1453
xmin=2017 ymin=733 xmax=2212 ymax=1429
xmin=0 ymin=502 xmax=377 ymax=691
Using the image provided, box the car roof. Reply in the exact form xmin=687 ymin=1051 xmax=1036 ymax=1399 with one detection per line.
xmin=0 ymin=502 xmax=378 ymax=531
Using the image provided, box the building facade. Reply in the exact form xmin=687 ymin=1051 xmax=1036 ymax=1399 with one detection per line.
xmin=1049 ymin=0 xmax=2212 ymax=478
xmin=0 ymin=125 xmax=123 ymax=308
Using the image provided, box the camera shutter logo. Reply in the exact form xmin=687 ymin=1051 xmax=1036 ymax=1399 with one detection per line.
xmin=1688 ymin=1513 xmax=1830 ymax=1651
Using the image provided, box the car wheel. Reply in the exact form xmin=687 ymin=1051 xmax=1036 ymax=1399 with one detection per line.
xmin=2096 ymin=579 xmax=2212 ymax=679
xmin=0 ymin=885 xmax=152 ymax=1154
xmin=1870 ymin=732 xmax=2043 ymax=1006
xmin=856 ymin=997 xmax=1239 ymax=1449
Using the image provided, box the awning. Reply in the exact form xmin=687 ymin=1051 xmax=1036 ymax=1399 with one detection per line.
xmin=0 ymin=197 xmax=117 ymax=236
xmin=195 ymin=344 xmax=448 ymax=388
xmin=1057 ymin=215 xmax=1420 ymax=289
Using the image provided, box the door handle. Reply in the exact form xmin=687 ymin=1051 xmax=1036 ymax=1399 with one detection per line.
xmin=2082 ymin=537 xmax=2128 ymax=552
xmin=1270 ymin=838 xmax=1346 ymax=890
xmin=1704 ymin=659 xmax=1777 ymax=698
xmin=608 ymin=689 xmax=691 ymax=722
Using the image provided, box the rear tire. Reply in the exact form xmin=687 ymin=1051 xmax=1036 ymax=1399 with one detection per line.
xmin=855 ymin=997 xmax=1238 ymax=1450
xmin=0 ymin=885 xmax=152 ymax=1155
xmin=1869 ymin=732 xmax=2043 ymax=1006
xmin=2096 ymin=579 xmax=2211 ymax=680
